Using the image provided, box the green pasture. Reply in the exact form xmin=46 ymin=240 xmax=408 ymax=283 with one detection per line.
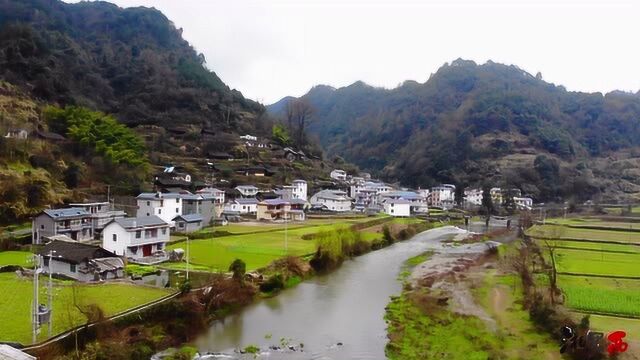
xmin=0 ymin=273 xmax=171 ymax=344
xmin=0 ymin=251 xmax=34 ymax=267
xmin=550 ymin=248 xmax=640 ymax=277
xmin=559 ymin=275 xmax=640 ymax=317
xmin=527 ymin=224 xmax=640 ymax=243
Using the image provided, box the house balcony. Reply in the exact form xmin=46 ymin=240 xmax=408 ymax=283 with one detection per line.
xmin=56 ymin=222 xmax=92 ymax=232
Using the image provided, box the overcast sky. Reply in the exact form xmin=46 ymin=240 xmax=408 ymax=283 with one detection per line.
xmin=68 ymin=0 xmax=640 ymax=104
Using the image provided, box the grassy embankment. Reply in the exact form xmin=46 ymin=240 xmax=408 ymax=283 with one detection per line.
xmin=527 ymin=219 xmax=640 ymax=333
xmin=0 ymin=273 xmax=171 ymax=344
xmin=166 ymin=216 xmax=418 ymax=272
xmin=385 ymin=248 xmax=561 ymax=359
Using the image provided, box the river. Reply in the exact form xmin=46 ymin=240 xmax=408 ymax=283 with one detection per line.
xmin=188 ymin=226 xmax=468 ymax=360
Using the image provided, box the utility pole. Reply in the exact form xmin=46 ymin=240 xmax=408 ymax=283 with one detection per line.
xmin=47 ymin=250 xmax=56 ymax=337
xmin=32 ymin=255 xmax=41 ymax=344
xmin=186 ymin=235 xmax=190 ymax=281
xmin=284 ymin=206 xmax=288 ymax=254
xmin=107 ymin=185 xmax=111 ymax=204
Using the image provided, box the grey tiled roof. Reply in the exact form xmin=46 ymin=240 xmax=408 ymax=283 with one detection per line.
xmin=136 ymin=192 xmax=182 ymax=200
xmin=174 ymin=214 xmax=203 ymax=222
xmin=43 ymin=208 xmax=90 ymax=219
xmin=114 ymin=216 xmax=168 ymax=229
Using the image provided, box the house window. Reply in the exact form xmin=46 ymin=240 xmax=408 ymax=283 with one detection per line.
xmin=147 ymin=201 xmax=150 ymax=206
xmin=70 ymin=264 xmax=76 ymax=273
xmin=41 ymin=224 xmax=44 ymax=229
xmin=158 ymin=209 xmax=162 ymax=214
xmin=176 ymin=208 xmax=179 ymax=213
xmin=146 ymin=213 xmax=150 ymax=216
xmin=43 ymin=257 xmax=49 ymax=267
xmin=162 ymin=228 xmax=166 ymax=235
xmin=136 ymin=230 xmax=141 ymax=238
xmin=157 ymin=243 xmax=164 ymax=250
xmin=130 ymin=247 xmax=137 ymax=254
xmin=112 ymin=234 xmax=117 ymax=242
xmin=196 ymin=222 xmax=201 ymax=227
xmin=179 ymin=223 xmax=185 ymax=228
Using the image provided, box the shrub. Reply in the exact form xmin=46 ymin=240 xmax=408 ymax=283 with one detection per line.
xmin=260 ymin=274 xmax=284 ymax=293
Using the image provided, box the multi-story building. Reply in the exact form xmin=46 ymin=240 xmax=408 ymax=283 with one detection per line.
xmin=102 ymin=216 xmax=170 ymax=261
xmin=464 ymin=188 xmax=483 ymax=207
xmin=32 ymin=208 xmax=94 ymax=244
xmin=224 ymin=198 xmax=259 ymax=214
xmin=68 ymin=202 xmax=126 ymax=233
xmin=256 ymin=199 xmax=305 ymax=221
xmin=429 ymin=184 xmax=456 ymax=209
xmin=330 ymin=169 xmax=347 ymax=181
xmin=310 ymin=190 xmax=352 ymax=212
xmin=291 ymin=179 xmax=308 ymax=201
xmin=136 ymin=192 xmax=182 ymax=226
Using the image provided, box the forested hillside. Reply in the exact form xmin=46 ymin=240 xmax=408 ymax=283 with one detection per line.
xmin=0 ymin=0 xmax=268 ymax=133
xmin=269 ymin=59 xmax=640 ymax=202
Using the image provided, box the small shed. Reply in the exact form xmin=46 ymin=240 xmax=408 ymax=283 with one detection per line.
xmin=173 ymin=214 xmax=203 ymax=233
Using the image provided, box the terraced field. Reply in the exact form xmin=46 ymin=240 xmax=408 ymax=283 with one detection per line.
xmin=530 ymin=221 xmax=640 ymax=320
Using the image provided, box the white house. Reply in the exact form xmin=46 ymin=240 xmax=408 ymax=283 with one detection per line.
xmin=490 ymin=187 xmax=503 ymax=205
xmin=136 ymin=192 xmax=182 ymax=226
xmin=102 ymin=216 xmax=170 ymax=262
xmin=429 ymin=184 xmax=456 ymax=209
xmin=379 ymin=191 xmax=428 ymax=214
xmin=310 ymin=190 xmax=352 ymax=212
xmin=235 ymin=185 xmax=259 ymax=198
xmin=224 ymin=198 xmax=258 ymax=214
xmin=292 ymin=179 xmax=307 ymax=201
xmin=383 ymin=199 xmax=411 ymax=217
xmin=330 ymin=169 xmax=347 ymax=181
xmin=38 ymin=240 xmax=124 ymax=282
xmin=514 ymin=197 xmax=533 ymax=210
xmin=464 ymin=188 xmax=483 ymax=207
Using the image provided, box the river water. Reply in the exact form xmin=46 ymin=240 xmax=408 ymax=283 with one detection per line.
xmin=189 ymin=226 xmax=466 ymax=360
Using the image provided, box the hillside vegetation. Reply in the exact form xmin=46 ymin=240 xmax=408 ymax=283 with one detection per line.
xmin=270 ymin=59 xmax=640 ymax=202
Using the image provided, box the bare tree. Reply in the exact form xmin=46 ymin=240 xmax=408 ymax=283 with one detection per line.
xmin=543 ymin=225 xmax=565 ymax=305
xmin=285 ymin=99 xmax=314 ymax=148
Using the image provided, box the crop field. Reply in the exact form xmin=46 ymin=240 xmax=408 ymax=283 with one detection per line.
xmin=551 ymin=248 xmax=640 ymax=277
xmin=527 ymin=224 xmax=640 ymax=243
xmin=530 ymin=220 xmax=640 ymax=323
xmin=0 ymin=273 xmax=172 ymax=344
xmin=558 ymin=275 xmax=640 ymax=317
xmin=167 ymin=217 xmax=400 ymax=272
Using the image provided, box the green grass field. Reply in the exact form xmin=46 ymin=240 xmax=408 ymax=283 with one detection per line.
xmin=0 ymin=273 xmax=172 ymax=344
xmin=582 ymin=314 xmax=640 ymax=336
xmin=541 ymin=239 xmax=640 ymax=254
xmin=167 ymin=218 xmax=392 ymax=272
xmin=166 ymin=217 xmax=420 ymax=272
xmin=559 ymin=275 xmax=640 ymax=317
xmin=528 ymin=224 xmax=640 ymax=243
xmin=0 ymin=251 xmax=34 ymax=267
xmin=551 ymin=248 xmax=640 ymax=277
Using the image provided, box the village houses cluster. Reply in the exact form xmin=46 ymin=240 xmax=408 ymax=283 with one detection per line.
xmin=29 ymin=163 xmax=532 ymax=283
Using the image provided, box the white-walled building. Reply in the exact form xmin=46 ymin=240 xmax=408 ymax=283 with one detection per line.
xmin=224 ymin=198 xmax=258 ymax=214
xmin=102 ymin=216 xmax=170 ymax=261
xmin=235 ymin=185 xmax=259 ymax=198
xmin=383 ymin=199 xmax=411 ymax=217
xmin=310 ymin=189 xmax=352 ymax=212
xmin=136 ymin=192 xmax=182 ymax=226
xmin=464 ymin=188 xmax=483 ymax=207
xmin=379 ymin=191 xmax=428 ymax=214
xmin=330 ymin=169 xmax=347 ymax=181
xmin=292 ymin=179 xmax=308 ymax=201
xmin=38 ymin=240 xmax=124 ymax=282
xmin=514 ymin=197 xmax=533 ymax=210
xmin=429 ymin=184 xmax=456 ymax=209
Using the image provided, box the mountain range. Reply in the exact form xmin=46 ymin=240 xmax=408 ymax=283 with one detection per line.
xmin=269 ymin=59 xmax=640 ymax=202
